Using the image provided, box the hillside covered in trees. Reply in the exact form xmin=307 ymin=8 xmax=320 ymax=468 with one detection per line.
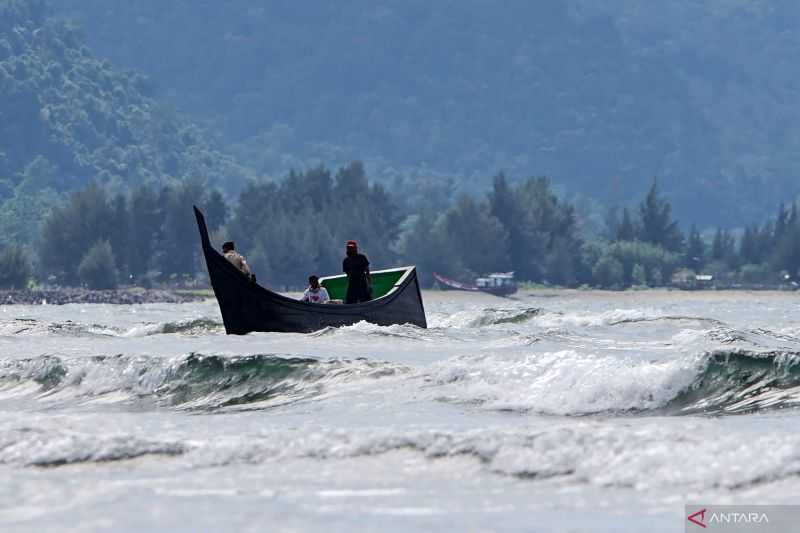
xmin=55 ymin=0 xmax=800 ymax=225
xmin=0 ymin=0 xmax=250 ymax=245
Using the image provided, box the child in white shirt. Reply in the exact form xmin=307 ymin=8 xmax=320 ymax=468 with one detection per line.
xmin=301 ymin=275 xmax=330 ymax=304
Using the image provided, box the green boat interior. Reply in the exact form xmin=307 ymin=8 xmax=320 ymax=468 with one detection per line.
xmin=320 ymin=267 xmax=410 ymax=301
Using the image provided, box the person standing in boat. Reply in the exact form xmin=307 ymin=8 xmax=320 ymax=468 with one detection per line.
xmin=343 ymin=240 xmax=371 ymax=304
xmin=301 ymin=275 xmax=330 ymax=304
xmin=222 ymin=241 xmax=255 ymax=282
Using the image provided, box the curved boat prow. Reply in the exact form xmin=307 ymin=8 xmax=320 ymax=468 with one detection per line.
xmin=193 ymin=205 xmax=213 ymax=252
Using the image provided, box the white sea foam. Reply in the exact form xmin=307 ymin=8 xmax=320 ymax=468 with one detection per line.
xmin=0 ymin=427 xmax=185 ymax=466
xmin=121 ymin=322 xmax=166 ymax=337
xmin=532 ymin=308 xmax=718 ymax=329
xmin=327 ymin=321 xmax=433 ymax=341
xmin=426 ymin=350 xmax=703 ymax=414
xmin=38 ymin=421 xmax=786 ymax=493
xmin=430 ymin=307 xmax=541 ymax=329
xmin=2 ymin=421 xmax=798 ymax=493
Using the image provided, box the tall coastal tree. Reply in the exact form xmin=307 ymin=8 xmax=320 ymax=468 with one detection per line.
xmin=638 ymin=180 xmax=683 ymax=253
xmin=38 ymin=182 xmax=115 ymax=284
xmin=685 ymin=225 xmax=705 ymax=271
xmin=0 ymin=245 xmax=32 ymax=289
xmin=127 ymin=185 xmax=166 ymax=279
xmin=616 ymin=208 xmax=637 ymax=242
xmin=488 ymin=175 xmax=583 ymax=284
xmin=488 ymin=173 xmax=530 ymax=274
xmin=710 ymin=228 xmax=737 ymax=269
xmin=441 ymin=195 xmax=510 ymax=276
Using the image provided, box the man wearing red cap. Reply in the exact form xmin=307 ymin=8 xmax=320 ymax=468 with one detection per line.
xmin=343 ymin=240 xmax=371 ymax=304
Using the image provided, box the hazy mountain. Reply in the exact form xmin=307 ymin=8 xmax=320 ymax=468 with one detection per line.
xmin=51 ymin=0 xmax=800 ymax=225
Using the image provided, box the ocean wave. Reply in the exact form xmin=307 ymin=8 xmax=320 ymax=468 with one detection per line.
xmin=666 ymin=350 xmax=800 ymax=414
xmin=432 ymin=307 xmax=542 ymax=328
xmin=0 ymin=319 xmax=119 ymax=337
xmin=7 ymin=422 xmax=800 ymax=491
xmin=0 ymin=427 xmax=185 ymax=467
xmin=426 ymin=350 xmax=699 ymax=414
xmin=533 ymin=309 xmax=723 ymax=329
xmin=426 ymin=349 xmax=800 ymax=416
xmin=431 ymin=305 xmax=728 ymax=332
xmin=0 ymin=353 xmax=410 ymax=411
xmin=174 ymin=424 xmax=800 ymax=490
xmin=313 ymin=321 xmax=434 ymax=341
xmin=0 ymin=317 xmax=225 ymax=338
xmin=121 ymin=318 xmax=225 ymax=337
xmin=675 ymin=325 xmax=800 ymax=350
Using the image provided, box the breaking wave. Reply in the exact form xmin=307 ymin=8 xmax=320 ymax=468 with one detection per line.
xmin=0 ymin=353 xmax=410 ymax=411
xmin=0 ymin=428 xmax=185 ymax=467
xmin=7 ymin=348 xmax=797 ymax=416
xmin=427 ymin=349 xmax=698 ymax=414
xmin=433 ymin=307 xmax=542 ymax=328
xmin=15 ymin=423 xmax=795 ymax=491
xmin=0 ymin=317 xmax=225 ymax=338
xmin=532 ymin=309 xmax=724 ymax=329
xmin=427 ymin=349 xmax=800 ymax=416
xmin=0 ymin=319 xmax=119 ymax=337
xmin=311 ymin=321 xmax=434 ymax=341
xmin=666 ymin=350 xmax=800 ymax=414
xmin=121 ymin=318 xmax=224 ymax=337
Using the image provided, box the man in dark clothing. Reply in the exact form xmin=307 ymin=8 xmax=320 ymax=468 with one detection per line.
xmin=343 ymin=240 xmax=371 ymax=304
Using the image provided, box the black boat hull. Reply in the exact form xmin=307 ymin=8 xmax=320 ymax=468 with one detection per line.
xmin=194 ymin=207 xmax=427 ymax=334
xmin=479 ymin=286 xmax=518 ymax=297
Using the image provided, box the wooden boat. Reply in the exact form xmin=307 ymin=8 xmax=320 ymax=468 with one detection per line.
xmin=433 ymin=271 xmax=518 ymax=297
xmin=433 ymin=272 xmax=480 ymax=292
xmin=194 ymin=207 xmax=427 ymax=334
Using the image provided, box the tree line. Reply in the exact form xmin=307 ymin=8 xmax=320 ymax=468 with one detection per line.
xmin=7 ymin=162 xmax=397 ymax=289
xmin=1 ymin=161 xmax=800 ymax=291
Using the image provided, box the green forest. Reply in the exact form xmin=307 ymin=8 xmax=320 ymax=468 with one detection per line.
xmin=3 ymin=0 xmax=800 ymax=291
xmin=12 ymin=166 xmax=800 ymax=291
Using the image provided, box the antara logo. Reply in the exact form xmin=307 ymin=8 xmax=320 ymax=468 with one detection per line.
xmin=687 ymin=508 xmax=770 ymax=528
xmin=687 ymin=508 xmax=706 ymax=528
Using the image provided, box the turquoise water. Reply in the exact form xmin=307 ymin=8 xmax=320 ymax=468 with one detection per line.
xmin=1 ymin=291 xmax=799 ymax=532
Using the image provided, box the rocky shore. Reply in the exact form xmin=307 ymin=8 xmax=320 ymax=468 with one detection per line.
xmin=0 ymin=289 xmax=209 ymax=305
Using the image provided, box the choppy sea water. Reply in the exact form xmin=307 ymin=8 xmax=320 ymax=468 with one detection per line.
xmin=1 ymin=290 xmax=799 ymax=532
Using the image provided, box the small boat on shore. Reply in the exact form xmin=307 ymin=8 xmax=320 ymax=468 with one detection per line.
xmin=433 ymin=271 xmax=518 ymax=297
xmin=194 ymin=207 xmax=427 ymax=334
xmin=432 ymin=272 xmax=480 ymax=292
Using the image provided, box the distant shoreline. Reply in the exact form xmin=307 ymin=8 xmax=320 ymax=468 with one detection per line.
xmin=427 ymin=287 xmax=800 ymax=303
xmin=0 ymin=288 xmax=210 ymax=305
xmin=0 ymin=286 xmax=796 ymax=306
xmin=506 ymin=287 xmax=800 ymax=301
